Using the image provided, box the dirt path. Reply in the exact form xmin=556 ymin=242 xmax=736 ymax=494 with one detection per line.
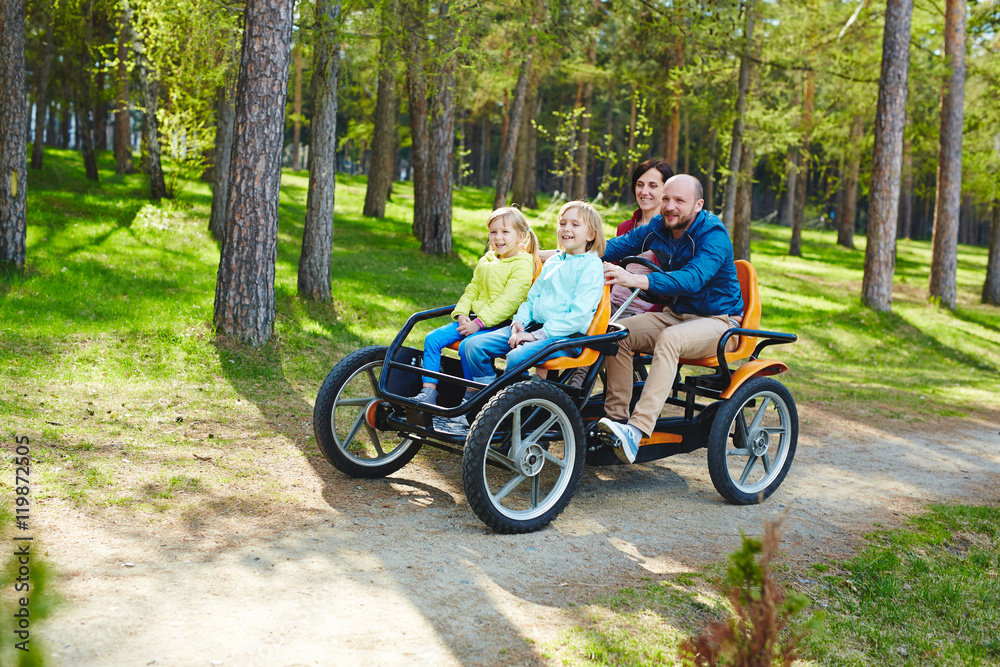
xmin=35 ymin=406 xmax=1000 ymax=666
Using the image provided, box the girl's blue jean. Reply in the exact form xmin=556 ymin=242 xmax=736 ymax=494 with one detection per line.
xmin=459 ymin=325 xmax=578 ymax=384
xmin=422 ymin=321 xmax=497 ymax=385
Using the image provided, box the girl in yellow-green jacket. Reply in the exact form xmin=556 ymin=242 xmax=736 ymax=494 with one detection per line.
xmin=413 ymin=208 xmax=539 ymax=405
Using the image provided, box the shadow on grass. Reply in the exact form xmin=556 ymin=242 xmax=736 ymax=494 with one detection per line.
xmin=211 ymin=321 xmax=552 ymax=665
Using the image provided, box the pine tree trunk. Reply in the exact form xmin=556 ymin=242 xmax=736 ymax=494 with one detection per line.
xmin=523 ymin=92 xmax=540 ymax=209
xmin=510 ymin=76 xmax=536 ymax=209
xmin=59 ymin=90 xmax=71 ymax=148
xmin=213 ymin=0 xmax=295 ymax=346
xmin=705 ymin=126 xmax=717 ymax=212
xmin=363 ymin=0 xmax=397 ymax=218
xmin=291 ymin=45 xmax=302 ymax=171
xmin=562 ymin=81 xmax=583 ymax=198
xmin=126 ymin=0 xmax=167 ymax=200
xmin=897 ymin=134 xmax=912 ymax=239
xmin=1 ymin=0 xmax=28 ymax=270
xmin=299 ymin=0 xmax=340 ymax=301
xmin=422 ymin=2 xmax=455 ymax=255
xmin=114 ymin=13 xmax=135 ymax=174
xmin=404 ymin=0 xmax=430 ymax=239
xmin=929 ymin=0 xmax=966 ymax=310
xmin=600 ymin=79 xmax=614 ymax=200
xmin=571 ymin=43 xmax=595 ymax=201
xmin=209 ymin=84 xmax=235 ymax=242
xmin=78 ymin=2 xmax=99 ymax=182
xmin=722 ymin=0 xmax=754 ymax=235
xmin=30 ymin=4 xmax=54 ymax=170
xmin=478 ymin=118 xmax=489 ymax=188
xmin=862 ymin=0 xmax=913 ymax=312
xmin=46 ymin=100 xmax=56 ymax=145
xmin=790 ymin=70 xmax=815 ymax=256
xmin=982 ymin=199 xmax=1000 ymax=305
xmin=837 ymin=113 xmax=863 ymax=249
xmin=733 ymin=141 xmax=754 ymax=261
xmin=625 ymin=85 xmax=636 ymax=205
xmin=493 ymin=55 xmax=532 ymax=209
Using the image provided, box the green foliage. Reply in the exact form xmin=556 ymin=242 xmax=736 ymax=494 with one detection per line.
xmin=802 ymin=504 xmax=1000 ymax=665
xmin=679 ymin=519 xmax=822 ymax=667
xmin=0 ymin=511 xmax=61 ymax=666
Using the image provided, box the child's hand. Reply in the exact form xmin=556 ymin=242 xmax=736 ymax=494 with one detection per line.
xmin=509 ymin=332 xmax=535 ymax=348
xmin=457 ymin=318 xmax=481 ymax=336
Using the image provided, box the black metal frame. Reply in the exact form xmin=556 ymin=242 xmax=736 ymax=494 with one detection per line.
xmin=372 ymin=261 xmax=797 ymax=465
xmin=376 ymin=304 xmax=629 ymax=450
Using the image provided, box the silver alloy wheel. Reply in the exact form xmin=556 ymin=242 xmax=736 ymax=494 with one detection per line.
xmin=478 ymin=397 xmax=577 ymax=521
xmin=330 ymin=359 xmax=415 ymax=468
xmin=721 ymin=389 xmax=793 ymax=495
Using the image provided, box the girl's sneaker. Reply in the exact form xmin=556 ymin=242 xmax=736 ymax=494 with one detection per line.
xmin=413 ymin=387 xmax=438 ymax=405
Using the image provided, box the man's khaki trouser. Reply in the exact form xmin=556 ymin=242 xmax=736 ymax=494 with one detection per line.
xmin=604 ymin=309 xmax=736 ymax=436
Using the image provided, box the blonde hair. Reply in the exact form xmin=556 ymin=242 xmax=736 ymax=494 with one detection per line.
xmin=557 ymin=201 xmax=606 ymax=256
xmin=487 ymin=207 xmax=539 ymax=265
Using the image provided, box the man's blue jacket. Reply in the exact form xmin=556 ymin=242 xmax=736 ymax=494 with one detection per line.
xmin=602 ymin=209 xmax=744 ymax=318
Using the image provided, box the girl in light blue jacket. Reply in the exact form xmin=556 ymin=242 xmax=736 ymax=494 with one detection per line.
xmin=461 ymin=201 xmax=606 ymax=387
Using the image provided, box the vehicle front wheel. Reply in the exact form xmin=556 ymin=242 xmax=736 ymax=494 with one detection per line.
xmin=707 ymin=377 xmax=797 ymax=504
xmin=313 ymin=346 xmax=421 ymax=478
xmin=462 ymin=381 xmax=585 ymax=534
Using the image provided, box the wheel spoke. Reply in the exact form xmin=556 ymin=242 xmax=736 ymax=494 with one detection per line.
xmin=761 ymin=426 xmax=786 ymax=436
xmin=337 ymin=397 xmax=375 ymax=407
xmin=342 ymin=411 xmax=367 ymax=448
xmin=530 ymin=475 xmax=540 ymax=508
xmin=364 ymin=423 xmax=386 ymax=456
xmin=542 ymin=448 xmax=567 ymax=469
xmin=727 ymin=447 xmax=752 ymax=457
xmin=762 ymin=451 xmax=771 ymax=473
xmin=510 ymin=406 xmax=523 ymax=455
xmin=747 ymin=397 xmax=772 ymax=431
xmin=486 ymin=447 xmax=518 ymax=471
xmin=739 ymin=455 xmax=759 ymax=485
xmin=525 ymin=413 xmax=560 ymax=446
xmin=493 ymin=474 xmax=527 ymax=502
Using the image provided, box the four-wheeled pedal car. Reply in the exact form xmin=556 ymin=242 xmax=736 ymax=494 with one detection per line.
xmin=313 ymin=258 xmax=798 ymax=533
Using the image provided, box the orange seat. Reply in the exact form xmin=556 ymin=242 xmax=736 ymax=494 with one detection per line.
xmin=446 ymin=256 xmax=544 ymax=351
xmin=538 ymin=285 xmax=612 ymax=370
xmin=678 ymin=259 xmax=760 ymax=367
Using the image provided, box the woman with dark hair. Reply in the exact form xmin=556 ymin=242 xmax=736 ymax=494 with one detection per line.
xmin=617 ymin=158 xmax=674 ymax=237
xmin=610 ymin=158 xmax=673 ymax=317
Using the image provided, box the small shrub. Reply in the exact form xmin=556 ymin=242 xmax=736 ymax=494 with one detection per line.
xmin=679 ymin=516 xmax=822 ymax=666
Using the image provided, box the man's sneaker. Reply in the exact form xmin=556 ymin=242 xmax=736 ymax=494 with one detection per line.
xmin=413 ymin=387 xmax=438 ymax=405
xmin=597 ymin=418 xmax=641 ymax=464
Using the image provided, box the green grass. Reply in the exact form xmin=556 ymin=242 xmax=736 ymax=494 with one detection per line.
xmin=798 ymin=504 xmax=1000 ymax=666
xmin=546 ymin=504 xmax=1000 ymax=666
xmin=1 ymin=149 xmax=999 ymax=516
xmin=2 ymin=149 xmax=999 ymax=664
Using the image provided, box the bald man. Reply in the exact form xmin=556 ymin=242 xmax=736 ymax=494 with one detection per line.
xmin=599 ymin=174 xmax=744 ymax=463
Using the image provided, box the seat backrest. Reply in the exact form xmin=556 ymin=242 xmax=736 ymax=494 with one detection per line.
xmin=736 ymin=259 xmax=760 ymax=332
xmin=538 ymin=285 xmax=611 ymax=370
xmin=679 ymin=259 xmax=760 ymax=367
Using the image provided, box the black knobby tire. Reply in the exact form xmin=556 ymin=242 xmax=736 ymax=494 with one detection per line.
xmin=313 ymin=346 xmax=421 ymax=478
xmin=462 ymin=381 xmax=586 ymax=534
xmin=707 ymin=376 xmax=798 ymax=504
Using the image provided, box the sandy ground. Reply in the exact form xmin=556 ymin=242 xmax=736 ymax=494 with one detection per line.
xmin=32 ymin=405 xmax=1000 ymax=666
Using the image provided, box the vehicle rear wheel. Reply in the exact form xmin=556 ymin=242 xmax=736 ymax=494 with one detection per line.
xmin=707 ymin=377 xmax=797 ymax=504
xmin=462 ymin=381 xmax=585 ymax=534
xmin=313 ymin=346 xmax=421 ymax=478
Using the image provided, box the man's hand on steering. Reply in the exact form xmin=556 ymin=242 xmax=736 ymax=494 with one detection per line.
xmin=603 ymin=262 xmax=650 ymax=291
